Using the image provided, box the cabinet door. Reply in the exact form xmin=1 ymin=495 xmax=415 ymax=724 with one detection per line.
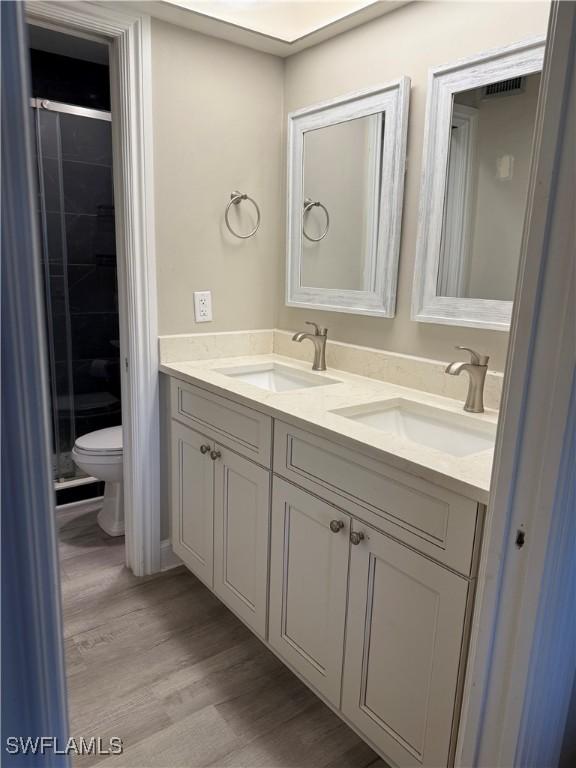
xmin=171 ymin=421 xmax=214 ymax=588
xmin=213 ymin=445 xmax=270 ymax=639
xmin=269 ymin=478 xmax=350 ymax=707
xmin=342 ymin=522 xmax=469 ymax=767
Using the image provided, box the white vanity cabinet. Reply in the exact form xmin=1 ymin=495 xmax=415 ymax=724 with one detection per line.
xmin=170 ymin=379 xmax=272 ymax=638
xmin=267 ymin=476 xmax=471 ymax=767
xmin=269 ymin=478 xmax=350 ymax=707
xmin=213 ymin=445 xmax=270 ymax=638
xmin=171 ymin=420 xmax=215 ymax=588
xmin=342 ymin=521 xmax=469 ymax=768
xmin=168 ymin=376 xmax=482 ymax=767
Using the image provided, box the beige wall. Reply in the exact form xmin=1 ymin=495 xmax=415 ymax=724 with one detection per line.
xmin=151 ymin=19 xmax=284 ymax=335
xmin=151 ymin=3 xmax=549 ymax=372
xmin=278 ymin=1 xmax=549 ymax=370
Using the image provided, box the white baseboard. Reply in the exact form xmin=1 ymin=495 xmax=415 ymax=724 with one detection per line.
xmin=160 ymin=539 xmax=182 ymax=571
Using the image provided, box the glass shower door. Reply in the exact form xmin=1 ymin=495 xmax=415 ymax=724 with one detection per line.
xmin=33 ymin=101 xmax=121 ymax=483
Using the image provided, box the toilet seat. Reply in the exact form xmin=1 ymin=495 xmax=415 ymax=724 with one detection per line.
xmin=74 ymin=426 xmax=122 ymax=456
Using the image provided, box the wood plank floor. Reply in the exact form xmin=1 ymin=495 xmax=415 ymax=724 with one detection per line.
xmin=58 ymin=506 xmax=385 ymax=768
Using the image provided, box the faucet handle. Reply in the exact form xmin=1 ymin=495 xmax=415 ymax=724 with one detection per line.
xmin=455 ymin=346 xmax=489 ymax=366
xmin=305 ymin=321 xmax=327 ymax=336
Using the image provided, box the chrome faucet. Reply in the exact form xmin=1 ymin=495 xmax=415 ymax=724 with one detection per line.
xmin=445 ymin=346 xmax=489 ymax=413
xmin=292 ymin=322 xmax=328 ymax=371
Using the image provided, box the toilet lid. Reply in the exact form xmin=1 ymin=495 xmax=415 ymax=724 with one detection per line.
xmin=75 ymin=426 xmax=123 ymax=455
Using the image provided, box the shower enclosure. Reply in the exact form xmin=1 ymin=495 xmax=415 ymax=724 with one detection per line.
xmin=32 ymin=99 xmax=121 ymax=484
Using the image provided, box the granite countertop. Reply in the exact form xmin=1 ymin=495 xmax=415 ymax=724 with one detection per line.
xmin=160 ymin=353 xmax=498 ymax=504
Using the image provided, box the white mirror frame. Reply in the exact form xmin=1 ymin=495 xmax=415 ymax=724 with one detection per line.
xmin=412 ymin=37 xmax=545 ymax=331
xmin=286 ymin=77 xmax=410 ymax=317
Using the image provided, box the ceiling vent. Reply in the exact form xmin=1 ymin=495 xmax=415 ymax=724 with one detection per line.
xmin=482 ymin=77 xmax=525 ymax=99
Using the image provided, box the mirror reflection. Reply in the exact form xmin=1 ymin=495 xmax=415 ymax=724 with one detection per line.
xmin=438 ymin=72 xmax=541 ymax=301
xmin=301 ymin=114 xmax=383 ymax=292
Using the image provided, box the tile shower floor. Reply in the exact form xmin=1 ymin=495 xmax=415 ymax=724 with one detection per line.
xmin=57 ymin=507 xmax=385 ymax=768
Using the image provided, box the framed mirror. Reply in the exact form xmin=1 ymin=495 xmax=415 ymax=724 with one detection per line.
xmin=286 ymin=78 xmax=410 ymax=317
xmin=412 ymin=38 xmax=545 ymax=330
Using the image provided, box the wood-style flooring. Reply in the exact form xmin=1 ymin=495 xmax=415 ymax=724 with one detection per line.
xmin=58 ymin=505 xmax=385 ymax=768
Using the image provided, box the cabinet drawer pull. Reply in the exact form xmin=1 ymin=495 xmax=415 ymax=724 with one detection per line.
xmin=200 ymin=444 xmax=211 ymax=454
xmin=329 ymin=520 xmax=345 ymax=533
xmin=350 ymin=531 xmax=365 ymax=546
xmin=210 ymin=449 xmax=222 ymax=461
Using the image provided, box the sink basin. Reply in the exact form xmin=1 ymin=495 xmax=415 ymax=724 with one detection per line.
xmin=331 ymin=398 xmax=496 ymax=457
xmin=216 ymin=362 xmax=339 ymax=392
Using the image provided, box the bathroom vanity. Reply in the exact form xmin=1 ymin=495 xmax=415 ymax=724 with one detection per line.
xmin=162 ymin=355 xmax=496 ymax=768
xmin=155 ymin=38 xmax=545 ymax=764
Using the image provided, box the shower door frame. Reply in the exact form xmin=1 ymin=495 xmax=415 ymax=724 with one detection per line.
xmin=32 ymin=98 xmax=116 ymax=486
xmin=27 ymin=1 xmax=161 ymax=576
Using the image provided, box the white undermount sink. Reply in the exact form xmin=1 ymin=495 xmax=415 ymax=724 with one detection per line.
xmin=331 ymin=398 xmax=496 ymax=457
xmin=215 ymin=362 xmax=340 ymax=392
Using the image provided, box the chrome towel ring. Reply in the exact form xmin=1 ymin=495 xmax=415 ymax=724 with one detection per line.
xmin=303 ymin=198 xmax=330 ymax=242
xmin=225 ymin=191 xmax=261 ymax=239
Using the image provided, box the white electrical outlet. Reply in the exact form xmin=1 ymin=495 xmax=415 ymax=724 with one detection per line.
xmin=193 ymin=290 xmax=213 ymax=322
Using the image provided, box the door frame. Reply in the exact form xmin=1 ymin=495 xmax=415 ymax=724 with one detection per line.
xmin=26 ymin=1 xmax=160 ymax=575
xmin=437 ymin=103 xmax=478 ymax=297
xmin=457 ymin=1 xmax=575 ymax=764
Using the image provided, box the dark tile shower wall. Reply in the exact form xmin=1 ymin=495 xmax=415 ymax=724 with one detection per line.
xmin=30 ymin=49 xmax=111 ymax=111
xmin=31 ymin=47 xmax=121 ymax=482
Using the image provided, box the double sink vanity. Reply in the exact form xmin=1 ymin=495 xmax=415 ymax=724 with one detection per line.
xmin=161 ymin=337 xmax=497 ymax=768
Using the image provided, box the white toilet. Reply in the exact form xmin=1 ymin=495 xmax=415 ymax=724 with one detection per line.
xmin=72 ymin=426 xmax=124 ymax=536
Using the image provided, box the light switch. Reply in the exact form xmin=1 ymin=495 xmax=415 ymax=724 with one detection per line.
xmin=496 ymin=154 xmax=514 ymax=180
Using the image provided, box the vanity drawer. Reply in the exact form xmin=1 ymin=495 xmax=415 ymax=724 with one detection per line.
xmin=171 ymin=378 xmax=272 ymax=466
xmin=274 ymin=421 xmax=478 ymax=574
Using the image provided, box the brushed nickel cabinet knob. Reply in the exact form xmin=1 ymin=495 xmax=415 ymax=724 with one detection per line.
xmin=329 ymin=520 xmax=345 ymax=533
xmin=210 ymin=449 xmax=222 ymax=461
xmin=350 ymin=531 xmax=365 ymax=546
xmin=200 ymin=444 xmax=210 ymax=454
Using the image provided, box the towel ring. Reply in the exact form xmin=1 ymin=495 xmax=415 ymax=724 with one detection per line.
xmin=225 ymin=191 xmax=261 ymax=239
xmin=303 ymin=198 xmax=330 ymax=242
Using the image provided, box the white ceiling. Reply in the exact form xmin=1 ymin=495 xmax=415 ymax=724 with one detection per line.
xmin=126 ymin=0 xmax=411 ymax=56
xmin=167 ymin=0 xmax=379 ymax=41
